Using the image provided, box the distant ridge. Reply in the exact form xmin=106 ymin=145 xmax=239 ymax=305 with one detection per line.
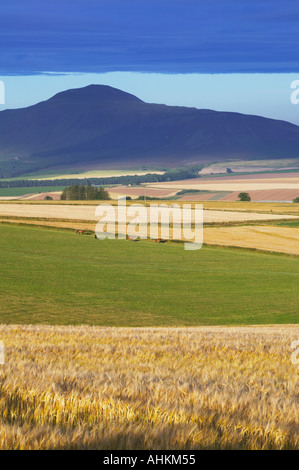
xmin=0 ymin=84 xmax=299 ymax=177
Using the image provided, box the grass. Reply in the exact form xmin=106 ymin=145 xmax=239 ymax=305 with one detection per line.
xmin=276 ymin=220 xmax=299 ymax=227
xmin=0 ymin=324 xmax=298 ymax=450
xmin=0 ymin=186 xmax=65 ymax=197
xmin=0 ymin=224 xmax=298 ymax=326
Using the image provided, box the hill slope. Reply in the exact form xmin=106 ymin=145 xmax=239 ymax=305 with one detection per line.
xmin=0 ymin=84 xmax=299 ymax=177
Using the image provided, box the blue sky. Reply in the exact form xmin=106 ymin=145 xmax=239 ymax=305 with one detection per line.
xmin=1 ymin=1 xmax=299 ymax=123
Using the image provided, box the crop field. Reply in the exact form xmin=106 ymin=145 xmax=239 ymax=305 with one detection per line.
xmin=0 ymin=224 xmax=298 ymax=326
xmin=107 ymin=186 xmax=178 ymax=199
xmin=220 ymin=189 xmax=299 ymax=202
xmin=0 ymin=200 xmax=298 ymax=451
xmin=0 ymin=324 xmax=298 ymax=450
xmin=0 ymin=186 xmax=65 ymax=198
xmin=146 ymin=172 xmax=299 ymax=204
xmin=147 ymin=175 xmax=299 ymax=192
xmin=0 ymin=202 xmax=297 ymax=223
xmin=204 ymin=225 xmax=299 ymax=255
xmin=199 ymin=158 xmax=299 ymax=174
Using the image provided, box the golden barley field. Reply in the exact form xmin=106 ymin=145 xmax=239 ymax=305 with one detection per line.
xmin=0 ymin=325 xmax=298 ymax=450
xmin=204 ymin=225 xmax=299 ymax=255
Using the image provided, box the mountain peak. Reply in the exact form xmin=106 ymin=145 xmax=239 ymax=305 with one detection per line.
xmin=49 ymin=84 xmax=143 ymax=104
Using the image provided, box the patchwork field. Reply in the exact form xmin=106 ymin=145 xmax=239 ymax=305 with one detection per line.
xmin=0 ymin=214 xmax=298 ymax=451
xmin=147 ymin=176 xmax=299 ymax=191
xmin=146 ymin=172 xmax=299 ymax=202
xmin=1 ymin=200 xmax=299 ymax=254
xmin=0 ymin=324 xmax=298 ymax=450
xmin=220 ymin=189 xmax=299 ymax=202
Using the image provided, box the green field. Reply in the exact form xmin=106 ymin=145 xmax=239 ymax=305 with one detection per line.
xmin=0 ymin=186 xmax=65 ymax=197
xmin=0 ymin=224 xmax=298 ymax=326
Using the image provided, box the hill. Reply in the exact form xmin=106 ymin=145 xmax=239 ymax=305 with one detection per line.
xmin=1 ymin=84 xmax=299 ymax=177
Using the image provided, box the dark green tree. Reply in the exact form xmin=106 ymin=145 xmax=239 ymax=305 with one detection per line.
xmin=238 ymin=192 xmax=251 ymax=202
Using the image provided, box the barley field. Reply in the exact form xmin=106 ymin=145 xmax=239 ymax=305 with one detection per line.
xmin=0 ymin=325 xmax=298 ymax=450
xmin=204 ymin=225 xmax=299 ymax=255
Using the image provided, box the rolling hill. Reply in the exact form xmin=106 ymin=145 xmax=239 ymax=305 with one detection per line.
xmin=1 ymin=84 xmax=299 ymax=177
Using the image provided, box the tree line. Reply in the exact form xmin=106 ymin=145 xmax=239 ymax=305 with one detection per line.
xmin=0 ymin=166 xmax=201 ymax=188
xmin=60 ymin=185 xmax=110 ymax=200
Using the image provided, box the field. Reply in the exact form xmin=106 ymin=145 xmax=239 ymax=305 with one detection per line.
xmin=0 ymin=224 xmax=298 ymax=326
xmin=199 ymin=158 xmax=299 ymax=174
xmin=144 ymin=172 xmax=299 ymax=202
xmin=7 ymin=168 xmax=164 ymax=181
xmin=147 ymin=175 xmax=299 ymax=191
xmin=0 ymin=186 xmax=65 ymax=198
xmin=0 ymin=202 xmax=297 ymax=223
xmin=204 ymin=225 xmax=299 ymax=255
xmin=0 ymin=324 xmax=298 ymax=450
xmin=0 ymin=197 xmax=298 ymax=451
xmin=0 ymin=200 xmax=299 ymax=255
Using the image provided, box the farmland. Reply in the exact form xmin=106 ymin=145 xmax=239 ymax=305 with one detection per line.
xmin=0 ymin=324 xmax=298 ymax=450
xmin=144 ymin=171 xmax=299 ymax=202
xmin=0 ymin=201 xmax=297 ymax=223
xmin=0 ymin=186 xmax=65 ymax=198
xmin=0 ymin=198 xmax=298 ymax=451
xmin=0 ymin=224 xmax=298 ymax=326
xmin=0 ymin=199 xmax=299 ymax=255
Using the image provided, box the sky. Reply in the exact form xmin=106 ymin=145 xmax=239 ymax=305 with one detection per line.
xmin=1 ymin=1 xmax=299 ymax=123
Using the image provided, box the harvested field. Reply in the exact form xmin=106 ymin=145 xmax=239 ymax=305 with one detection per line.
xmin=0 ymin=203 xmax=297 ymax=224
xmin=0 ymin=324 xmax=298 ymax=450
xmin=200 ymin=201 xmax=299 ymax=215
xmin=204 ymin=225 xmax=299 ymax=255
xmin=107 ymin=186 xmax=177 ymax=199
xmin=202 ymin=211 xmax=297 ymax=223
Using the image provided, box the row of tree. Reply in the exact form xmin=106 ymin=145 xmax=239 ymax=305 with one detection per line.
xmin=0 ymin=166 xmax=202 ymax=188
xmin=60 ymin=185 xmax=110 ymax=200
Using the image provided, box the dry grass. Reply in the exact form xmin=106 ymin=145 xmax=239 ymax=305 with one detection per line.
xmin=204 ymin=225 xmax=299 ymax=255
xmin=0 ymin=325 xmax=298 ymax=450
